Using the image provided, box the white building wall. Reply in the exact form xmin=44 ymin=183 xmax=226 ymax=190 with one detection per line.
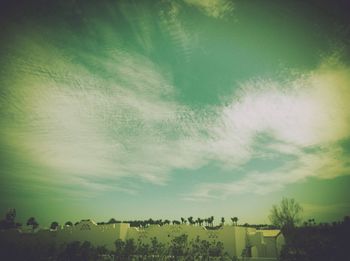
xmin=55 ymin=220 xmax=125 ymax=250
xmin=0 ymin=221 xmax=283 ymax=260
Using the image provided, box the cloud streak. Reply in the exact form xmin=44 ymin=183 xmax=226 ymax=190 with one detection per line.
xmin=183 ymin=0 xmax=234 ymax=19
xmin=1 ymin=23 xmax=350 ymax=201
xmin=186 ymin=60 xmax=350 ymax=200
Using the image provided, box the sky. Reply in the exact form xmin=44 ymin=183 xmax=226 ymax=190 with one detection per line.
xmin=0 ymin=0 xmax=350 ymax=227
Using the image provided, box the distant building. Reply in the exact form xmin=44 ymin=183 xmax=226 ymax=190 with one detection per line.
xmin=1 ymin=220 xmax=284 ymax=260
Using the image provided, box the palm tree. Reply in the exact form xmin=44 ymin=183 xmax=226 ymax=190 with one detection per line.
xmin=231 ymin=217 xmax=238 ymax=226
xmin=209 ymin=216 xmax=214 ymax=227
xmin=188 ymin=216 xmax=195 ymax=225
xmin=198 ymin=218 xmax=204 ymax=226
xmin=221 ymin=217 xmax=225 ymax=225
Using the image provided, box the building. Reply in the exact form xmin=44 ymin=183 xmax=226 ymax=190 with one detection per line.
xmin=1 ymin=220 xmax=284 ymax=260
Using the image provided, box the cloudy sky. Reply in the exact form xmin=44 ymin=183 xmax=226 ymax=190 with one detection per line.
xmin=1 ymin=0 xmax=350 ymax=226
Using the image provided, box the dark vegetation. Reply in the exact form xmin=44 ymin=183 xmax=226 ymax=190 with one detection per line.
xmin=113 ymin=235 xmax=230 ymax=261
xmin=0 ymin=233 xmax=230 ymax=260
xmin=0 ymin=236 xmax=110 ymax=261
xmin=1 ymin=201 xmax=349 ymax=260
xmin=269 ymin=198 xmax=350 ymax=261
xmin=0 ymin=208 xmax=21 ymax=229
xmin=98 ymin=216 xmax=239 ymax=229
xmin=278 ymin=216 xmax=350 ymax=261
xmin=0 ymin=209 xmax=241 ymax=231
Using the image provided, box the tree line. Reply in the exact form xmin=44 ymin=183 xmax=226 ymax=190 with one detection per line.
xmin=0 ymin=210 xmax=241 ymax=231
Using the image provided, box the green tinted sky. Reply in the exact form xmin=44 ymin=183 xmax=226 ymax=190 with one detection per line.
xmin=1 ymin=0 xmax=350 ymax=227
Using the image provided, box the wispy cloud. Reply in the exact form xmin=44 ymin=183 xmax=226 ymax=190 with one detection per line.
xmin=1 ymin=36 xmax=208 ymax=193
xmin=183 ymin=0 xmax=234 ymax=19
xmin=185 ymin=60 xmax=350 ymax=200
xmin=159 ymin=1 xmax=198 ymax=61
xmin=2 ymin=25 xmax=350 ymax=201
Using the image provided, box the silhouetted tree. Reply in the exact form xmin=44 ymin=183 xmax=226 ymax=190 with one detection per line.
xmin=181 ymin=217 xmax=185 ymax=224
xmin=114 ymin=239 xmax=125 ymax=261
xmin=269 ymin=198 xmax=303 ymax=235
xmin=231 ymin=217 xmax=238 ymax=226
xmin=221 ymin=217 xmax=225 ymax=225
xmin=0 ymin=208 xmax=19 ymax=229
xmin=136 ymin=239 xmax=149 ymax=259
xmin=188 ymin=216 xmax=194 ymax=225
xmin=50 ymin=221 xmax=59 ymax=230
xmin=279 ymin=216 xmax=350 ymax=261
xmin=114 ymin=238 xmax=136 ymax=260
xmin=26 ymin=217 xmax=38 ymax=231
xmin=198 ymin=218 xmax=204 ymax=226
xmin=108 ymin=218 xmax=118 ymax=224
xmin=150 ymin=237 xmax=166 ymax=258
xmin=5 ymin=208 xmax=16 ymax=223
xmin=65 ymin=221 xmax=73 ymax=227
xmin=124 ymin=239 xmax=136 ymax=260
xmin=170 ymin=234 xmax=189 ymax=260
xmin=209 ymin=241 xmax=224 ymax=257
xmin=208 ymin=216 xmax=214 ymax=227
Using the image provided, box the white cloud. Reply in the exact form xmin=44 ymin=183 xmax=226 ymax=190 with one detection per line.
xmin=183 ymin=0 xmax=234 ymax=18
xmin=159 ymin=1 xmax=197 ymax=61
xmin=3 ymin=35 xmax=350 ymax=199
xmin=3 ymin=42 xmax=209 ymax=190
xmin=186 ymin=145 xmax=349 ymax=201
xmin=186 ymin=62 xmax=350 ymax=200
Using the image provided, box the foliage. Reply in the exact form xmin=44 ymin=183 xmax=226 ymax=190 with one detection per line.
xmin=65 ymin=221 xmax=73 ymax=226
xmin=0 ymin=208 xmax=21 ymax=229
xmin=107 ymin=218 xmax=119 ymax=224
xmin=50 ymin=221 xmax=59 ymax=230
xmin=27 ymin=217 xmax=39 ymax=230
xmin=169 ymin=234 xmax=190 ymax=258
xmin=269 ymin=198 xmax=303 ymax=231
xmin=231 ymin=217 xmax=238 ymax=226
xmin=113 ymin=234 xmax=231 ymax=260
xmin=278 ymin=216 xmax=350 ymax=261
xmin=57 ymin=241 xmax=111 ymax=261
xmin=0 ymin=235 xmax=57 ymax=261
xmin=114 ymin=238 xmax=138 ymax=260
